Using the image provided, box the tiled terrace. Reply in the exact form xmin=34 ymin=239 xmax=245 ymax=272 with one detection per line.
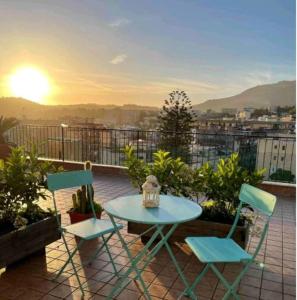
xmin=0 ymin=174 xmax=295 ymax=300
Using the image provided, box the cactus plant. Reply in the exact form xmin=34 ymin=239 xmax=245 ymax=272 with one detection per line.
xmin=68 ymin=161 xmax=102 ymax=221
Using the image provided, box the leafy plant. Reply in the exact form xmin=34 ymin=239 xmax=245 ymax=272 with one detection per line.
xmin=269 ymin=168 xmax=295 ymax=183
xmin=0 ymin=146 xmax=62 ymax=234
xmin=124 ymin=147 xmax=265 ymax=225
xmin=201 ymin=153 xmax=264 ymax=205
xmin=190 ymin=153 xmax=265 ymax=224
xmin=0 ymin=116 xmax=19 ymax=143
xmin=124 ymin=145 xmax=149 ymax=192
xmin=70 ymin=161 xmax=102 ymax=214
xmin=124 ymin=145 xmax=190 ymax=196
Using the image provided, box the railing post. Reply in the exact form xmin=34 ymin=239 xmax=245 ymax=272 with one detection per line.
xmin=60 ymin=123 xmax=68 ymax=162
xmin=136 ymin=130 xmax=140 ymax=158
xmin=61 ymin=126 xmax=65 ymax=161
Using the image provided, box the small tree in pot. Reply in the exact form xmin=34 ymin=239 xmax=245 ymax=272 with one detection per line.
xmin=67 ymin=161 xmax=103 ymax=224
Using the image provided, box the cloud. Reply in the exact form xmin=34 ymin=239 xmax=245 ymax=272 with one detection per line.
xmin=110 ymin=54 xmax=127 ymax=65
xmin=244 ymin=71 xmax=272 ymax=87
xmin=109 ymin=18 xmax=131 ymax=28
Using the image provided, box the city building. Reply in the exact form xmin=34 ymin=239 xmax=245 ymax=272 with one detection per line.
xmin=256 ymin=135 xmax=296 ymax=181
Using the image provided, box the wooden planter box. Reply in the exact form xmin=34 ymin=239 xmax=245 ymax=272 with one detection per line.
xmin=128 ymin=219 xmax=249 ymax=249
xmin=0 ymin=215 xmax=61 ymax=268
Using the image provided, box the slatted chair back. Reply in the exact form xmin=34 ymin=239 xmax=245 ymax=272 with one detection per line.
xmin=227 ymin=184 xmax=277 ymax=255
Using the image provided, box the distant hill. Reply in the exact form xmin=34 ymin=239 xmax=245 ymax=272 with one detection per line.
xmin=194 ymin=80 xmax=296 ymax=112
xmin=1 ymin=80 xmax=295 ymax=121
xmin=0 ymin=97 xmax=159 ymax=125
xmin=0 ymin=98 xmax=158 ymax=118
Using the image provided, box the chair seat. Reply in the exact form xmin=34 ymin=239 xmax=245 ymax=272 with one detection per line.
xmin=185 ymin=237 xmax=252 ymax=263
xmin=63 ymin=218 xmax=123 ymax=240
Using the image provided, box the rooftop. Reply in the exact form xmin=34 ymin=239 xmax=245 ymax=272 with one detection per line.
xmin=0 ymin=173 xmax=295 ymax=300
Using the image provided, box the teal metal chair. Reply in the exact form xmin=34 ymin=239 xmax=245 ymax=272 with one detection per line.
xmin=47 ymin=170 xmax=123 ymax=296
xmin=184 ymin=183 xmax=277 ymax=300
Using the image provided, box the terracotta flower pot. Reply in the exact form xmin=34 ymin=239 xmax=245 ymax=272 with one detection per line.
xmin=67 ymin=210 xmax=102 ymax=224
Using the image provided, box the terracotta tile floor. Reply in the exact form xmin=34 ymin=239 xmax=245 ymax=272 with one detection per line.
xmin=0 ymin=174 xmax=295 ymax=300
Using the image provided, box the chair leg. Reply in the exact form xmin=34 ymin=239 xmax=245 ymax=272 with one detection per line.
xmin=209 ymin=264 xmax=240 ymax=300
xmin=54 ymin=238 xmax=84 ymax=280
xmin=159 ymin=230 xmax=196 ymax=300
xmin=85 ymin=232 xmax=113 ymax=266
xmin=59 ymin=234 xmax=85 ymax=296
xmin=222 ymin=261 xmax=252 ymax=300
xmin=181 ymin=264 xmax=210 ymax=299
xmin=102 ymin=235 xmax=119 ymax=276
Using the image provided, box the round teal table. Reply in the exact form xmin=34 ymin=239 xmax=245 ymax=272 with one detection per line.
xmin=104 ymin=194 xmax=202 ymax=300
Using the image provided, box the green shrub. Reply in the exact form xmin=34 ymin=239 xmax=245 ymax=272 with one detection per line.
xmin=124 ymin=147 xmax=265 ymax=225
xmin=269 ymin=168 xmax=295 ymax=183
xmin=0 ymin=146 xmax=62 ymax=233
xmin=124 ymin=145 xmax=191 ymax=196
xmin=197 ymin=153 xmax=265 ymax=224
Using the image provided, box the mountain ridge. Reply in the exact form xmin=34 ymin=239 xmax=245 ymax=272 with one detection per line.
xmin=193 ymin=80 xmax=296 ymax=112
xmin=1 ymin=80 xmax=295 ymax=119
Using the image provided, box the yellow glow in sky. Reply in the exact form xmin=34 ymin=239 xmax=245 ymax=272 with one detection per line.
xmin=9 ymin=67 xmax=50 ymax=104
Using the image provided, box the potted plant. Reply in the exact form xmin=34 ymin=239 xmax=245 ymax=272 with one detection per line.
xmin=124 ymin=146 xmax=265 ymax=248
xmin=0 ymin=116 xmax=19 ymax=159
xmin=0 ymin=146 xmax=62 ymax=268
xmin=67 ymin=161 xmax=103 ymax=224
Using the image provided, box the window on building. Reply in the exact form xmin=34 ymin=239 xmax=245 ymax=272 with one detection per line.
xmin=273 ymin=156 xmax=277 ymax=160
xmin=274 ymin=145 xmax=278 ymax=149
xmin=282 ymin=145 xmax=286 ymax=151
xmin=281 ymin=157 xmax=284 ymax=161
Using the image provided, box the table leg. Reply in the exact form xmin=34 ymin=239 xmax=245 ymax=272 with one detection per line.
xmin=106 ymin=219 xmax=194 ymax=300
xmin=135 ymin=225 xmax=195 ymax=299
xmin=108 ymin=223 xmax=176 ymax=298
xmin=159 ymin=230 xmax=196 ymax=299
xmin=108 ymin=214 xmax=161 ymax=300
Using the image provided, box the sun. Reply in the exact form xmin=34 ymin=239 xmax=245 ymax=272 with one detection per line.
xmin=9 ymin=67 xmax=50 ymax=104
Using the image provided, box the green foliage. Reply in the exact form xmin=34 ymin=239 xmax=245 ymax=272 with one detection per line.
xmin=251 ymin=108 xmax=271 ymax=118
xmin=124 ymin=147 xmax=265 ymax=225
xmin=123 ymin=145 xmax=149 ymax=192
xmin=197 ymin=153 xmax=265 ymax=224
xmin=124 ymin=145 xmax=190 ymax=196
xmin=276 ymin=105 xmax=296 ymax=117
xmin=70 ymin=161 xmax=102 ymax=214
xmin=270 ymin=168 xmax=295 ymax=183
xmin=0 ymin=116 xmax=19 ymax=143
xmin=0 ymin=146 xmax=62 ymax=231
xmin=158 ymin=90 xmax=196 ymax=162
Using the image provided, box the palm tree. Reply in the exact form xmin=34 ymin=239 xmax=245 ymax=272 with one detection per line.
xmin=0 ymin=116 xmax=19 ymax=144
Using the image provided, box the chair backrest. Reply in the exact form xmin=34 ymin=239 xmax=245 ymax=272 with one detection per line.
xmin=47 ymin=170 xmax=93 ymax=192
xmin=239 ymin=183 xmax=276 ymax=217
xmin=47 ymin=170 xmax=96 ymax=224
xmin=227 ymin=183 xmax=277 ymax=248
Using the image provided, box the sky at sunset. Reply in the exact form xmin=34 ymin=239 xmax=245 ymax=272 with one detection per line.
xmin=0 ymin=0 xmax=295 ymax=106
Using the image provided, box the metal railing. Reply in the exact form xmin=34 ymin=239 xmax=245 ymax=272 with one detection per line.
xmin=6 ymin=124 xmax=296 ymax=183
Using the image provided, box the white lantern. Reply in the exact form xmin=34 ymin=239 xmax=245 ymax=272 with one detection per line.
xmin=142 ymin=175 xmax=161 ymax=208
